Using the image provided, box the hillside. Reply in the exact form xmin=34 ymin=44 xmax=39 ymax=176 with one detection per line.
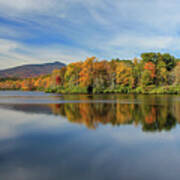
xmin=0 ymin=62 xmax=66 ymax=79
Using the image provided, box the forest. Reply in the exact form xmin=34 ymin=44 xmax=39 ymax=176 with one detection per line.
xmin=0 ymin=52 xmax=180 ymax=94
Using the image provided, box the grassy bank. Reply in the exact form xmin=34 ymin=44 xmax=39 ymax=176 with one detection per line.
xmin=44 ymin=85 xmax=180 ymax=94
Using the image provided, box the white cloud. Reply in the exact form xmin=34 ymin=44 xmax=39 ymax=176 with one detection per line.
xmin=0 ymin=0 xmax=56 ymax=12
xmin=109 ymin=35 xmax=172 ymax=49
xmin=0 ymin=107 xmax=68 ymax=140
xmin=0 ymin=38 xmax=93 ymax=69
xmin=0 ymin=0 xmax=180 ymax=68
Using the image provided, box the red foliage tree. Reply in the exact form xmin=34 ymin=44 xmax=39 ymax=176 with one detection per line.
xmin=144 ymin=62 xmax=156 ymax=78
xmin=56 ymin=76 xmax=61 ymax=85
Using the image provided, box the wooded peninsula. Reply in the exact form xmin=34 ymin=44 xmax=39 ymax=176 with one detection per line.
xmin=1 ymin=52 xmax=180 ymax=94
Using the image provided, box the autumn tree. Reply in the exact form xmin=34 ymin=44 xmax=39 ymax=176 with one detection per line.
xmin=107 ymin=60 xmax=117 ymax=89
xmin=116 ymin=62 xmax=133 ymax=87
xmin=64 ymin=62 xmax=82 ymax=87
xmin=132 ymin=58 xmax=142 ymax=88
xmin=172 ymin=62 xmax=180 ymax=85
xmin=141 ymin=62 xmax=156 ymax=86
xmin=51 ymin=69 xmax=62 ymax=88
xmin=79 ymin=57 xmax=97 ymax=87
xmin=21 ymin=78 xmax=35 ymax=91
xmin=161 ymin=53 xmax=176 ymax=71
xmin=156 ymin=60 xmax=168 ymax=85
xmin=93 ymin=61 xmax=109 ymax=90
xmin=141 ymin=52 xmax=159 ymax=64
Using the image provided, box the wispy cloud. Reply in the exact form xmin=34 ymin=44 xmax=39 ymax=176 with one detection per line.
xmin=0 ymin=38 xmax=93 ymax=69
xmin=0 ymin=0 xmax=180 ymax=68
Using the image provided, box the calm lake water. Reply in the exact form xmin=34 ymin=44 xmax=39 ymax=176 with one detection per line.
xmin=0 ymin=91 xmax=180 ymax=180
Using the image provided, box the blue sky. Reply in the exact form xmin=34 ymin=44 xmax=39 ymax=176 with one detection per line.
xmin=0 ymin=0 xmax=180 ymax=69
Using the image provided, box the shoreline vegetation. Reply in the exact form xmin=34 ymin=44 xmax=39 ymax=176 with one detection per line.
xmin=0 ymin=52 xmax=180 ymax=94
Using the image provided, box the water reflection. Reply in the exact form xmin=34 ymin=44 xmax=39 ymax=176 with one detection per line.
xmin=0 ymin=93 xmax=180 ymax=180
xmin=0 ymin=94 xmax=180 ymax=132
xmin=50 ymin=102 xmax=178 ymax=132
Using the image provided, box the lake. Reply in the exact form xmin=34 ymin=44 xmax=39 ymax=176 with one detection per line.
xmin=0 ymin=91 xmax=180 ymax=180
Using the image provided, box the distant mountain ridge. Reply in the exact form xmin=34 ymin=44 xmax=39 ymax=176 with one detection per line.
xmin=0 ymin=61 xmax=66 ymax=79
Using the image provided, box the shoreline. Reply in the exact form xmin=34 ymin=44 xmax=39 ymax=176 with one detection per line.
xmin=1 ymin=85 xmax=180 ymax=95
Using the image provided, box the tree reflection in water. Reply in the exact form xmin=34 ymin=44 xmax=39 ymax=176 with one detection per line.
xmin=0 ymin=94 xmax=179 ymax=132
xmin=49 ymin=95 xmax=180 ymax=132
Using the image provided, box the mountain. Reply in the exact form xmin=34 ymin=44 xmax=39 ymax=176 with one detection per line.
xmin=0 ymin=61 xmax=66 ymax=79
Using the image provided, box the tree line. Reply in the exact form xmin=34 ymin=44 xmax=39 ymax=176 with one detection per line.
xmin=0 ymin=52 xmax=180 ymax=94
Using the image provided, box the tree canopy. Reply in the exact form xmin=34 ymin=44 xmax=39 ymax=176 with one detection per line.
xmin=0 ymin=52 xmax=180 ymax=94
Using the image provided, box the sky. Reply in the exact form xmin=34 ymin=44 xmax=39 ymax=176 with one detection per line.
xmin=0 ymin=0 xmax=180 ymax=69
